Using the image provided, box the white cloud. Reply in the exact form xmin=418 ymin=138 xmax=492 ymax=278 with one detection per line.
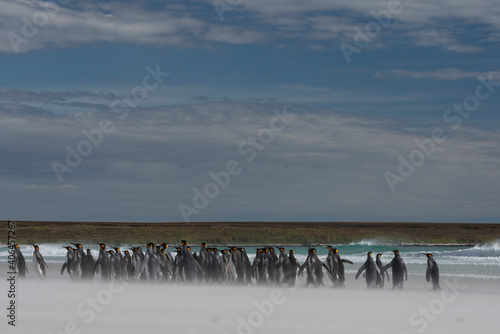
xmin=1 ymin=98 xmax=499 ymax=222
xmin=379 ymin=68 xmax=499 ymax=80
xmin=1 ymin=0 xmax=499 ymax=54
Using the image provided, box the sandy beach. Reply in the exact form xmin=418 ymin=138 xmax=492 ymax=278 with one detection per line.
xmin=2 ymin=262 xmax=499 ymax=334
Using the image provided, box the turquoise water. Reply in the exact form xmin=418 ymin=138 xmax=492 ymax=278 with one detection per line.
xmin=2 ymin=239 xmax=499 ymax=279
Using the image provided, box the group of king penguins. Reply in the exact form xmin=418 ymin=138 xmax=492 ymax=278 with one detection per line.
xmin=11 ymin=241 xmax=441 ymax=290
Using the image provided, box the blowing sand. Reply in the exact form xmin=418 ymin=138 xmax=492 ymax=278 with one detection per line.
xmin=1 ymin=262 xmax=499 ymax=334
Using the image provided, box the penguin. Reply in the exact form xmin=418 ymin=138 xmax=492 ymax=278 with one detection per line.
xmin=198 ymin=242 xmax=209 ymax=280
xmin=323 ymin=246 xmax=337 ymax=285
xmin=264 ymin=248 xmax=277 ymax=284
xmin=381 ymin=250 xmax=408 ymax=289
xmin=141 ymin=243 xmax=160 ymax=281
xmin=108 ymin=250 xmax=122 ymax=280
xmin=173 ymin=246 xmax=184 ymax=281
xmin=298 ymin=248 xmax=325 ymax=287
xmin=93 ymin=243 xmax=111 ymax=280
xmin=267 ymin=247 xmax=279 ymax=284
xmin=61 ymin=246 xmax=76 ymax=278
xmin=276 ymin=247 xmax=292 ymax=285
xmin=355 ymin=252 xmax=380 ymax=288
xmin=288 ymin=250 xmax=300 ymax=286
xmin=423 ymin=253 xmax=440 ymax=290
xmin=123 ymin=250 xmax=134 ymax=280
xmin=375 ymin=253 xmax=389 ymax=288
xmin=130 ymin=247 xmax=145 ymax=280
xmin=159 ymin=243 xmax=175 ymax=281
xmin=222 ymin=248 xmax=237 ymax=283
xmin=211 ymin=248 xmax=224 ymax=283
xmin=180 ymin=240 xmax=203 ymax=282
xmin=82 ymin=249 xmax=95 ymax=280
xmin=229 ymin=246 xmax=245 ymax=283
xmin=251 ymin=249 xmax=268 ymax=285
xmin=32 ymin=245 xmax=48 ymax=279
xmin=324 ymin=247 xmax=353 ymax=287
xmin=14 ymin=244 xmax=28 ymax=278
xmin=112 ymin=247 xmax=125 ymax=279
xmin=71 ymin=243 xmax=85 ymax=277
xmin=239 ymin=248 xmax=253 ymax=284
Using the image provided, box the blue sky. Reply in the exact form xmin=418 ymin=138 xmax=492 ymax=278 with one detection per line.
xmin=1 ymin=0 xmax=499 ymax=223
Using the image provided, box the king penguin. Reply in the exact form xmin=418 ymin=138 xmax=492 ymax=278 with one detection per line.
xmin=32 ymin=245 xmax=49 ymax=279
xmin=355 ymin=252 xmax=380 ymax=288
xmin=14 ymin=244 xmax=28 ymax=278
xmin=423 ymin=253 xmax=440 ymax=290
xmin=375 ymin=253 xmax=389 ymax=288
xmin=381 ymin=250 xmax=408 ymax=289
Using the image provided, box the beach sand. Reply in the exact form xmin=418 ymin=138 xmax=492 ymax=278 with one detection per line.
xmin=1 ymin=262 xmax=499 ymax=334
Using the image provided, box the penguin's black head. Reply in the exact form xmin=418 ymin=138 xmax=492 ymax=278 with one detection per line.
xmin=422 ymin=253 xmax=433 ymax=258
xmin=63 ymin=246 xmax=72 ymax=250
xmin=289 ymin=250 xmax=294 ymax=254
xmin=326 ymin=245 xmax=333 ymax=250
xmin=124 ymin=250 xmax=129 ymax=254
xmin=310 ymin=248 xmax=316 ymax=253
xmin=32 ymin=245 xmax=39 ymax=250
xmin=377 ymin=253 xmax=383 ymax=257
xmin=213 ymin=248 xmax=218 ymax=252
xmin=181 ymin=240 xmax=188 ymax=245
xmin=367 ymin=252 xmax=372 ymax=256
xmin=98 ymin=243 xmax=106 ymax=249
xmin=201 ymin=242 xmax=207 ymax=247
xmin=279 ymin=247 xmax=285 ymax=252
xmin=15 ymin=244 xmax=19 ymax=249
xmin=333 ymin=248 xmax=338 ymax=254
xmin=72 ymin=243 xmax=82 ymax=248
xmin=113 ymin=247 xmax=120 ymax=252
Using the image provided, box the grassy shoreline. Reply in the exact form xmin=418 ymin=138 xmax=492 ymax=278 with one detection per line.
xmin=2 ymin=220 xmax=500 ymax=245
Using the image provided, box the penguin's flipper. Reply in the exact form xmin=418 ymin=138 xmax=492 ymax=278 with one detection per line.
xmin=61 ymin=262 xmax=67 ymax=276
xmin=404 ymin=263 xmax=408 ymax=281
xmin=342 ymin=259 xmax=354 ymax=265
xmin=298 ymin=262 xmax=307 ymax=277
xmin=381 ymin=263 xmax=392 ymax=274
xmin=426 ymin=267 xmax=431 ymax=282
xmin=355 ymin=263 xmax=366 ymax=280
xmin=93 ymin=259 xmax=100 ymax=274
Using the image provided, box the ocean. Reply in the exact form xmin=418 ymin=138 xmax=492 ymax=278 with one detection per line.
xmin=2 ymin=239 xmax=499 ymax=280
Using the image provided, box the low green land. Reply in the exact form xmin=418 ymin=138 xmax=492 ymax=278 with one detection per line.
xmin=2 ymin=221 xmax=500 ymax=245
